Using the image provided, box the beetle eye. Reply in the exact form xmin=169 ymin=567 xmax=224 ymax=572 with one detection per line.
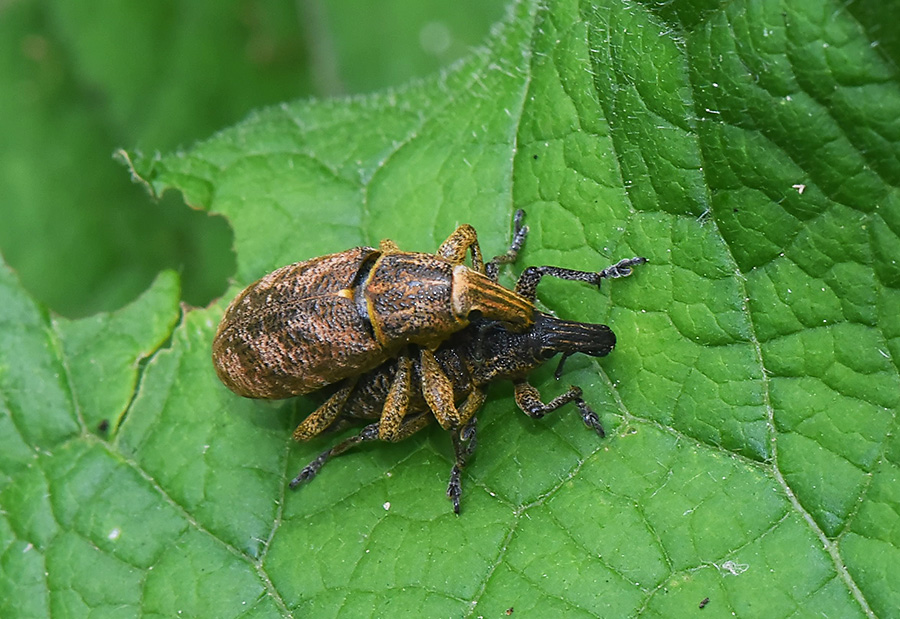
xmin=540 ymin=348 xmax=557 ymax=360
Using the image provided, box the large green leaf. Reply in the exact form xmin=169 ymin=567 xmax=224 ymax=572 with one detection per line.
xmin=0 ymin=0 xmax=503 ymax=317
xmin=3 ymin=0 xmax=899 ymax=616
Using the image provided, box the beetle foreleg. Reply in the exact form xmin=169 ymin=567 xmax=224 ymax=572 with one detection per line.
xmin=514 ymin=257 xmax=647 ymax=302
xmin=437 ymin=223 xmax=486 ymax=273
xmin=292 ymin=378 xmax=358 ymax=441
xmin=420 ymin=349 xmax=460 ymax=429
xmin=378 ymin=355 xmax=414 ymax=441
xmin=447 ymin=417 xmax=478 ymax=514
xmin=513 ymin=381 xmax=605 ymax=438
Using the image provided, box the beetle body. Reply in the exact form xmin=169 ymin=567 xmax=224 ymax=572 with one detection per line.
xmin=213 ymin=228 xmax=534 ymax=399
xmin=333 ymin=311 xmax=618 ymax=426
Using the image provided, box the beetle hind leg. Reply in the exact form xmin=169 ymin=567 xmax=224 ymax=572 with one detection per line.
xmin=290 ymin=422 xmax=380 ymax=488
xmin=292 ymin=378 xmax=358 ymax=441
xmin=290 ymin=414 xmax=431 ymax=490
xmin=513 ymin=380 xmax=605 ymax=438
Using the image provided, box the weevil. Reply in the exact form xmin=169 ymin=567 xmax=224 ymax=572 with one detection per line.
xmin=291 ymin=309 xmax=638 ymax=513
xmin=213 ymin=216 xmax=533 ymax=405
xmin=285 ymin=217 xmax=646 ymax=511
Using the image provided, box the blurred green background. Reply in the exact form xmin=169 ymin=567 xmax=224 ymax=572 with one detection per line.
xmin=0 ymin=0 xmax=507 ymax=317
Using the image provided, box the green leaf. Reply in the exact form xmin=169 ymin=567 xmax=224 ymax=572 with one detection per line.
xmin=4 ymin=0 xmax=900 ymax=616
xmin=0 ymin=268 xmax=182 ymax=617
xmin=0 ymin=0 xmax=505 ymax=318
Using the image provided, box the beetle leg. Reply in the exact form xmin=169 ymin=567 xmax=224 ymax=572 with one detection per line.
xmin=513 ymin=380 xmax=605 ymax=438
xmin=292 ymin=378 xmax=358 ymax=441
xmin=447 ymin=417 xmax=478 ymax=514
xmin=378 ymin=355 xmax=413 ymax=441
xmin=290 ymin=413 xmax=432 ymax=489
xmin=486 ymin=209 xmax=529 ymax=282
xmin=290 ymin=422 xmax=380 ymax=488
xmin=419 ymin=348 xmax=460 ymax=429
xmin=436 ymin=224 xmax=486 ymax=273
xmin=387 ymin=411 xmax=433 ymax=439
xmin=514 ymin=257 xmax=647 ymax=302
xmin=456 ymin=387 xmax=487 ymax=428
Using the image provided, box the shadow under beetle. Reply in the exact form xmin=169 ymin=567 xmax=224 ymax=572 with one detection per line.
xmin=212 ymin=210 xmax=645 ymax=511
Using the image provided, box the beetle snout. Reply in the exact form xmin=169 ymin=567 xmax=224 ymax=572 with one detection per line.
xmin=533 ymin=314 xmax=616 ymax=358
